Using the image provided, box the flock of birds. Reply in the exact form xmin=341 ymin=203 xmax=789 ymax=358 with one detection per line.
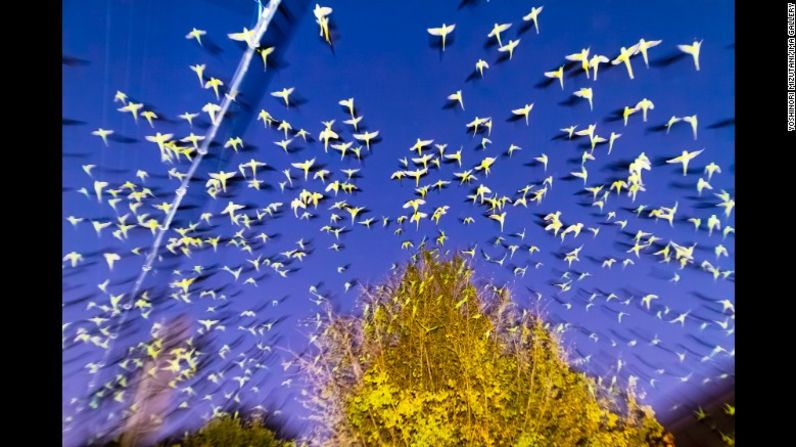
xmin=62 ymin=2 xmax=734 ymax=444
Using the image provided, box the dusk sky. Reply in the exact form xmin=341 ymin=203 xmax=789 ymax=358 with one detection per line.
xmin=63 ymin=0 xmax=734 ymax=444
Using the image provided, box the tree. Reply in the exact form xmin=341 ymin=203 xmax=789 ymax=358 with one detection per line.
xmin=103 ymin=413 xmax=295 ymax=447
xmin=301 ymin=250 xmax=675 ymax=446
xmin=159 ymin=414 xmax=294 ymax=447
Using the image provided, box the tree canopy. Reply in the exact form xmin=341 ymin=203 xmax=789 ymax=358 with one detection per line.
xmin=165 ymin=415 xmax=294 ymax=447
xmin=108 ymin=414 xmax=297 ymax=447
xmin=301 ymin=250 xmax=675 ymax=447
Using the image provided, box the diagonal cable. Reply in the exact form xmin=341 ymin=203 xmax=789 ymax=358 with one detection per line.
xmin=87 ymin=0 xmax=283 ymax=402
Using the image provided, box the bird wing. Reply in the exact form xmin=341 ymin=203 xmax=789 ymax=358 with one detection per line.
xmin=677 ymin=44 xmax=695 ymax=54
xmin=314 ymin=5 xmax=333 ymax=17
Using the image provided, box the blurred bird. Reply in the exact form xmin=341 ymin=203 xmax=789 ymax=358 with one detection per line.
xmin=573 ymin=88 xmax=594 ymax=110
xmin=314 ymin=4 xmax=333 ymax=45
xmin=228 ymin=27 xmax=258 ymax=49
xmin=258 ymin=46 xmax=275 ymax=71
xmin=476 ymin=59 xmax=490 ymax=77
xmin=678 ymin=40 xmax=703 ymax=71
xmin=447 ymin=90 xmax=464 ymax=110
xmin=544 ymin=66 xmax=564 ymax=89
xmin=190 ymin=64 xmax=206 ymax=86
xmin=185 ymin=28 xmax=206 ymax=46
xmin=683 ymin=114 xmax=699 ymax=140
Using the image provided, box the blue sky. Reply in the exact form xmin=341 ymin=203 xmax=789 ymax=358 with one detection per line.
xmin=63 ymin=0 xmax=734 ymax=443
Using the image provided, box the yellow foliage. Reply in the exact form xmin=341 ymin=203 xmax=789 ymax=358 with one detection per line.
xmin=304 ymin=250 xmax=673 ymax=446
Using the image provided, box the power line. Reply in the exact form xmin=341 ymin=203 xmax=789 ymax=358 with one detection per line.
xmin=87 ymin=0 xmax=283 ymax=424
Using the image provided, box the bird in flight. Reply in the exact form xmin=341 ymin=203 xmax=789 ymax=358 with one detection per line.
xmin=178 ymin=112 xmax=199 ymax=127
xmin=258 ymin=46 xmax=275 ymax=71
xmin=498 ymin=39 xmax=520 ymax=60
xmin=427 ymin=23 xmax=456 ymax=51
xmin=141 ymin=110 xmax=158 ymax=128
xmin=588 ymin=54 xmax=610 ymax=81
xmin=566 ymin=48 xmax=591 ymax=78
xmin=512 ymin=103 xmax=534 ymax=125
xmin=544 ymin=66 xmax=564 ymax=89
xmin=291 ymin=158 xmax=317 ymax=180
xmin=534 ymin=153 xmax=549 ymax=171
xmin=488 ymin=23 xmax=512 ymax=47
xmin=91 ymin=128 xmax=114 ymax=146
xmin=271 ymin=87 xmax=295 ymax=107
xmin=314 ymin=4 xmax=333 ymax=45
xmin=353 ymin=130 xmax=380 ymax=150
xmin=636 ymin=38 xmax=662 ymax=68
xmin=665 ymin=115 xmax=682 ymax=133
xmin=476 ymin=59 xmax=490 ymax=78
xmin=117 ymin=102 xmax=143 ymax=121
xmin=339 ymin=98 xmax=356 ymax=117
xmin=447 ymin=90 xmax=464 ymax=110
xmin=205 ymin=78 xmax=224 ymax=100
xmin=523 ymin=6 xmax=544 ymax=34
xmin=612 ymin=44 xmax=639 ymax=79
xmin=682 ymin=114 xmax=699 ymax=140
xmin=678 ymin=40 xmax=703 ymax=71
xmin=60 ymin=6 xmax=733 ymax=434
xmin=573 ymin=88 xmax=594 ymax=110
xmin=185 ymin=28 xmax=206 ymax=46
xmin=228 ymin=27 xmax=258 ymax=49
xmin=666 ymin=149 xmax=705 ymax=176
xmin=63 ymin=251 xmax=83 ymax=268
xmin=190 ymin=64 xmax=206 ymax=86
xmin=704 ymin=162 xmax=722 ymax=180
